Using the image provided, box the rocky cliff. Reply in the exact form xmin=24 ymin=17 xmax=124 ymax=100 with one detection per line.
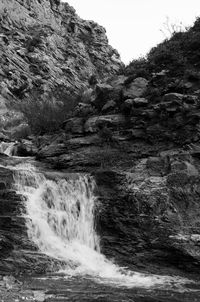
xmin=0 ymin=0 xmax=122 ymax=133
xmin=30 ymin=18 xmax=200 ymax=276
xmin=33 ymin=75 xmax=200 ymax=275
xmin=1 ymin=0 xmax=200 ymax=282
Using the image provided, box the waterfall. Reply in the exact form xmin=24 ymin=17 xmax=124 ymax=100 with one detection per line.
xmin=13 ymin=163 xmax=99 ymax=257
xmin=12 ymin=163 xmax=188 ymax=288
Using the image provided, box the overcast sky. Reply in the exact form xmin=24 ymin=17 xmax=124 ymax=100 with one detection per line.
xmin=62 ymin=0 xmax=200 ymax=64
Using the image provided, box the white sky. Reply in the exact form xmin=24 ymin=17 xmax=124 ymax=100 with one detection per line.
xmin=62 ymin=0 xmax=200 ymax=64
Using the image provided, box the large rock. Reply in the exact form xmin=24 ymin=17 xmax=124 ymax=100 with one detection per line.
xmin=92 ymin=83 xmax=120 ymax=110
xmin=73 ymin=103 xmax=95 ymax=117
xmin=123 ymin=77 xmax=148 ymax=99
xmin=101 ymin=100 xmax=117 ymax=113
xmin=84 ymin=114 xmax=126 ymax=133
xmin=163 ymin=93 xmax=185 ymax=104
xmin=63 ymin=117 xmax=84 ymax=134
xmin=123 ymin=97 xmax=149 ymax=115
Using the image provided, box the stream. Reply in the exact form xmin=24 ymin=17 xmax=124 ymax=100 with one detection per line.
xmin=0 ymin=142 xmax=200 ymax=301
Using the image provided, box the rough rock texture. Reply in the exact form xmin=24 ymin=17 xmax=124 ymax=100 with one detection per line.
xmin=95 ymin=151 xmax=200 ymax=274
xmin=1 ymin=0 xmax=200 ymax=281
xmin=36 ymin=84 xmax=200 ymax=170
xmin=34 ymin=72 xmax=200 ymax=275
xmin=0 ymin=0 xmax=122 ymax=129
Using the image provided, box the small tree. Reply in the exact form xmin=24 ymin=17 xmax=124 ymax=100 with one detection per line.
xmin=160 ymin=17 xmax=188 ymax=39
xmin=18 ymin=85 xmax=78 ymax=134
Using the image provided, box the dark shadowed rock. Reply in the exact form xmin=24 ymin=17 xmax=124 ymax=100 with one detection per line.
xmin=102 ymin=100 xmax=117 ymax=113
xmin=74 ymin=103 xmax=95 ymax=117
xmin=84 ymin=114 xmax=126 ymax=133
xmin=94 ymin=151 xmax=200 ymax=273
xmin=123 ymin=77 xmax=148 ymax=99
xmin=132 ymin=97 xmax=149 ymax=107
xmin=63 ymin=117 xmax=85 ymax=134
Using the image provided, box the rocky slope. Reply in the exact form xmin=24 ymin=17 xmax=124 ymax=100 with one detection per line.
xmin=30 ymin=18 xmax=200 ymax=275
xmin=0 ymin=0 xmax=122 ymax=135
xmin=33 ymin=76 xmax=200 ymax=275
xmin=1 ymin=0 xmax=200 ymax=281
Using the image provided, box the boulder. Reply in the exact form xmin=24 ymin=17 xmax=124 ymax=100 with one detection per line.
xmin=74 ymin=103 xmax=95 ymax=117
xmin=79 ymin=88 xmax=94 ymax=104
xmin=84 ymin=114 xmax=126 ymax=133
xmin=132 ymin=97 xmax=149 ymax=107
xmin=63 ymin=118 xmax=84 ymax=134
xmin=163 ymin=93 xmax=198 ymax=106
xmin=109 ymin=75 xmax=128 ymax=88
xmin=102 ymin=100 xmax=117 ymax=113
xmin=96 ymin=83 xmax=113 ymax=95
xmin=124 ymin=98 xmax=135 ymax=107
xmin=123 ymin=77 xmax=148 ymax=99
xmin=163 ymin=93 xmax=184 ymax=104
xmin=123 ymin=97 xmax=149 ymax=110
xmin=93 ymin=83 xmax=120 ymax=110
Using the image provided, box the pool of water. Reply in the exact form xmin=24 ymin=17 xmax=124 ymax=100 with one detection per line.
xmin=21 ymin=274 xmax=200 ymax=302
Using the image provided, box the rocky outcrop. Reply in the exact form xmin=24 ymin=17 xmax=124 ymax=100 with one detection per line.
xmin=36 ymin=85 xmax=200 ymax=171
xmin=1 ymin=0 xmax=200 ymax=282
xmin=34 ymin=73 xmax=200 ymax=274
xmin=0 ymin=0 xmax=122 ymax=94
xmin=95 ymin=150 xmax=200 ymax=273
xmin=0 ymin=0 xmax=123 ymax=134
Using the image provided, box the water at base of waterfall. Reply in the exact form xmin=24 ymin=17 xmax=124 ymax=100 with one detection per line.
xmin=10 ymin=161 xmax=196 ymax=293
xmin=0 ymin=145 xmax=199 ymax=301
xmin=18 ymin=273 xmax=200 ymax=302
xmin=1 ymin=274 xmax=200 ymax=302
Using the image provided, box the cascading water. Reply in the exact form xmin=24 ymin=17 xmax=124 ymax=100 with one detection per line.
xmin=13 ymin=163 xmax=100 ymax=262
xmin=12 ymin=162 xmax=189 ymax=289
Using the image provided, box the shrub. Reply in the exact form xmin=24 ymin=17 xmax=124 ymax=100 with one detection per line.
xmin=147 ymin=39 xmax=186 ymax=76
xmin=11 ymin=124 xmax=31 ymax=140
xmin=0 ymin=113 xmax=22 ymax=130
xmin=125 ymin=57 xmax=151 ymax=79
xmin=18 ymin=85 xmax=78 ymax=134
xmin=125 ymin=17 xmax=200 ymax=80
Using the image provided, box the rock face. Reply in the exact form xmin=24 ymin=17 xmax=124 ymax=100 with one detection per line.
xmin=34 ymin=74 xmax=200 ymax=275
xmin=37 ymin=82 xmax=200 ymax=171
xmin=0 ymin=161 xmax=34 ymax=274
xmin=95 ymin=152 xmax=200 ymax=274
xmin=0 ymin=0 xmax=122 ymax=122
xmin=2 ymin=0 xmax=200 ymax=280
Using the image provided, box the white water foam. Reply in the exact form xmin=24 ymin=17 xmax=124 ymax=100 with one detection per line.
xmin=12 ymin=163 xmax=190 ymax=289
